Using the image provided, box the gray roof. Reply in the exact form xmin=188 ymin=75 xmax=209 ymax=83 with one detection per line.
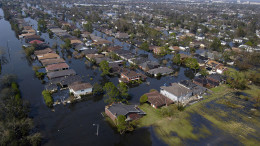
xmin=60 ymin=75 xmax=82 ymax=86
xmin=107 ymin=103 xmax=145 ymax=117
xmin=161 ymin=83 xmax=192 ymax=97
xmin=147 ymin=67 xmax=173 ymax=75
xmin=47 ymin=69 xmax=76 ymax=79
xmin=45 ymin=83 xmax=58 ymax=91
xmin=139 ymin=61 xmax=160 ymax=70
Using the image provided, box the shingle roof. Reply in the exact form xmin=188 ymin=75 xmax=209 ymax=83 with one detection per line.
xmin=106 ymin=103 xmax=145 ymax=117
xmin=161 ymin=83 xmax=191 ymax=97
xmin=47 ymin=69 xmax=76 ymax=79
xmin=146 ymin=91 xmax=174 ymax=107
xmin=45 ymin=63 xmax=69 ymax=72
xmin=40 ymin=58 xmax=66 ymax=66
xmin=69 ymin=82 xmax=92 ymax=91
xmin=147 ymin=67 xmax=173 ymax=75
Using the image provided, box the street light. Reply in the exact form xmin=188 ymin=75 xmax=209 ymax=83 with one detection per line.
xmin=93 ymin=124 xmax=99 ymax=136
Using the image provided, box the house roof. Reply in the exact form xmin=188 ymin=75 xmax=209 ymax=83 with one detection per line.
xmin=40 ymin=58 xmax=66 ymax=66
xmin=121 ymin=70 xmax=140 ymax=78
xmin=60 ymin=75 xmax=83 ymax=86
xmin=47 ymin=69 xmax=76 ymax=79
xmin=206 ymin=60 xmax=221 ymax=68
xmin=106 ymin=103 xmax=145 ymax=117
xmin=147 ymin=67 xmax=173 ymax=75
xmin=34 ymin=48 xmax=53 ymax=56
xmin=139 ymin=61 xmax=160 ymax=70
xmin=37 ymin=53 xmax=60 ymax=60
xmin=69 ymin=82 xmax=92 ymax=91
xmin=161 ymin=83 xmax=191 ymax=97
xmin=29 ymin=40 xmax=44 ymax=44
xmin=45 ymin=63 xmax=69 ymax=72
xmin=146 ymin=91 xmax=174 ymax=107
xmin=207 ymin=74 xmax=226 ymax=82
xmin=45 ymin=83 xmax=58 ymax=91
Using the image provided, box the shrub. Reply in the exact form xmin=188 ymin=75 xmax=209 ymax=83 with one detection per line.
xmin=140 ymin=94 xmax=148 ymax=104
xmin=42 ymin=90 xmax=53 ymax=107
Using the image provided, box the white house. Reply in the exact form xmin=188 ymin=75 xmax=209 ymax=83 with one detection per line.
xmin=160 ymin=83 xmax=192 ymax=103
xmin=69 ymin=82 xmax=93 ymax=98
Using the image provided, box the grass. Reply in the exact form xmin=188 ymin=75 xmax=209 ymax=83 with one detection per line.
xmin=137 ymin=84 xmax=260 ymax=145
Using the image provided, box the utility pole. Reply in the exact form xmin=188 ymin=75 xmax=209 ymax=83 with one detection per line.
xmin=93 ymin=124 xmax=99 ymax=136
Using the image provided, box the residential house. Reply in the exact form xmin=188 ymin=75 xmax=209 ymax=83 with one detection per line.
xmin=75 ymin=44 xmax=89 ymax=51
xmin=37 ymin=53 xmax=60 ymax=61
xmin=193 ymin=77 xmax=219 ymax=88
xmin=145 ymin=90 xmax=174 ymax=108
xmin=69 ymin=82 xmax=92 ymax=98
xmin=178 ymin=80 xmax=208 ymax=97
xmin=45 ymin=63 xmax=69 ymax=72
xmin=160 ymin=83 xmax=192 ymax=103
xmin=147 ymin=67 xmax=174 ymax=77
xmin=151 ymin=46 xmax=162 ymax=55
xmin=105 ymin=103 xmax=145 ymax=123
xmin=45 ymin=83 xmax=58 ymax=93
xmin=193 ymin=54 xmax=209 ymax=67
xmin=206 ymin=60 xmax=223 ymax=72
xmin=47 ymin=69 xmax=76 ymax=79
xmin=115 ymin=32 xmax=129 ymax=39
xmin=119 ymin=70 xmax=144 ymax=83
xmin=207 ymin=74 xmax=226 ymax=84
xmin=34 ymin=48 xmax=53 ymax=56
xmin=40 ymin=58 xmax=66 ymax=66
xmin=139 ymin=61 xmax=160 ymax=71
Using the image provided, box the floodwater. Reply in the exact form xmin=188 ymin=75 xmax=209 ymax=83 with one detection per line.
xmin=0 ymin=8 xmax=169 ymax=146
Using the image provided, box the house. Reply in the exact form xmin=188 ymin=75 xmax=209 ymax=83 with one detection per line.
xmin=60 ymin=75 xmax=83 ymax=88
xmin=47 ymin=69 xmax=76 ymax=79
xmin=216 ymin=64 xmax=227 ymax=74
xmin=85 ymin=54 xmax=104 ymax=61
xmin=75 ymin=44 xmax=89 ymax=51
xmin=29 ymin=40 xmax=44 ymax=44
xmin=145 ymin=90 xmax=174 ymax=108
xmin=207 ymin=74 xmax=226 ymax=84
xmin=40 ymin=58 xmax=66 ymax=66
xmin=115 ymin=32 xmax=129 ymax=39
xmin=169 ymin=46 xmax=180 ymax=52
xmin=206 ymin=60 xmax=221 ymax=71
xmin=34 ymin=48 xmax=53 ymax=56
xmin=151 ymin=46 xmax=162 ymax=55
xmin=37 ymin=53 xmax=60 ymax=61
xmin=178 ymin=80 xmax=208 ymax=97
xmin=147 ymin=67 xmax=173 ymax=77
xmin=69 ymin=82 xmax=92 ymax=97
xmin=106 ymin=46 xmax=122 ymax=52
xmin=139 ymin=61 xmax=160 ymax=71
xmin=119 ymin=70 xmax=143 ymax=83
xmin=105 ymin=103 xmax=145 ymax=123
xmin=193 ymin=54 xmax=209 ymax=66
xmin=45 ymin=83 xmax=58 ymax=93
xmin=45 ymin=63 xmax=69 ymax=72
xmin=193 ymin=77 xmax=219 ymax=88
xmin=160 ymin=83 xmax=192 ymax=103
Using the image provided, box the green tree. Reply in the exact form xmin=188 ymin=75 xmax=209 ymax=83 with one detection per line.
xmin=93 ymin=83 xmax=104 ymax=95
xmin=99 ymin=60 xmax=110 ymax=76
xmin=83 ymin=22 xmax=93 ymax=33
xmin=140 ymin=94 xmax=148 ymax=104
xmin=103 ymin=82 xmax=120 ymax=104
xmin=140 ymin=41 xmax=149 ymax=51
xmin=42 ymin=90 xmax=53 ymax=107
xmin=118 ymin=82 xmax=129 ymax=98
xmin=116 ymin=115 xmax=127 ymax=134
xmin=199 ymin=68 xmax=209 ymax=76
xmin=184 ymin=58 xmax=199 ymax=72
xmin=210 ymin=37 xmax=222 ymax=52
xmin=172 ymin=54 xmax=181 ymax=65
